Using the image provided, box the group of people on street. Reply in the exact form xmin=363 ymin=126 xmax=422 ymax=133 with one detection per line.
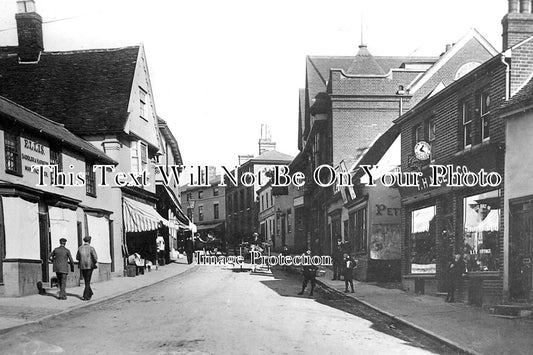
xmin=49 ymin=236 xmax=98 ymax=301
xmin=297 ymin=245 xmax=358 ymax=297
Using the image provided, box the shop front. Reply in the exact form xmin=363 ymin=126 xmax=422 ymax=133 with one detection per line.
xmin=402 ymin=187 xmax=503 ymax=306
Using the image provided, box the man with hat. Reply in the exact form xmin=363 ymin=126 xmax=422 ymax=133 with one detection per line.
xmin=49 ymin=238 xmax=75 ymax=300
xmin=76 ymin=236 xmax=98 ymax=301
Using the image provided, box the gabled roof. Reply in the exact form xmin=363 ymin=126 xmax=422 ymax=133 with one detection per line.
xmin=500 ymin=76 xmax=533 ymax=115
xmin=407 ymin=28 xmax=498 ymax=94
xmin=0 ymin=46 xmax=139 ymax=134
xmin=158 ymin=116 xmax=183 ymax=165
xmin=0 ymin=95 xmax=116 ymax=165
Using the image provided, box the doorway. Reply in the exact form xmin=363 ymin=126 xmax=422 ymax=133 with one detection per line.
xmin=509 ymin=199 xmax=533 ymax=301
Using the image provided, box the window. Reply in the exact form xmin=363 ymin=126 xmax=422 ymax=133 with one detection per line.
xmin=414 ymin=124 xmax=423 ymax=143
xmin=410 ymin=206 xmax=436 ymax=274
xmin=480 ymin=91 xmax=491 ymax=141
xmin=265 ymin=192 xmax=269 ymax=208
xmin=131 ymin=142 xmax=139 ymax=173
xmin=187 ymin=208 xmax=193 ymax=221
xmin=428 ymin=119 xmax=435 ymax=162
xmin=213 ymin=187 xmax=219 ymax=196
xmin=4 ymin=131 xmax=21 ymax=175
xmin=198 ymin=190 xmax=203 ymax=199
xmin=139 ymin=87 xmax=147 ymax=120
xmin=287 ymin=210 xmax=292 ymax=234
xmin=186 ymin=193 xmax=192 ymax=201
xmin=261 ymin=195 xmax=264 ymax=211
xmin=239 ymin=190 xmax=244 ymax=211
xmin=227 ymin=195 xmax=232 ymax=213
xmin=198 ymin=205 xmax=204 ymax=222
xmin=214 ymin=203 xmax=219 ymax=220
xmin=461 ymin=101 xmax=472 ymax=149
xmin=139 ymin=142 xmax=148 ymax=172
xmin=349 ymin=208 xmax=367 ymax=253
xmin=463 ymin=191 xmax=500 ymax=272
xmin=86 ymin=161 xmax=96 ymax=197
xmin=50 ymin=148 xmax=63 ymax=185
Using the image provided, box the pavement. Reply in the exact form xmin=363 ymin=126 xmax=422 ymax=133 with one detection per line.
xmin=0 ymin=256 xmax=196 ymax=334
xmin=312 ymin=266 xmax=533 ymax=355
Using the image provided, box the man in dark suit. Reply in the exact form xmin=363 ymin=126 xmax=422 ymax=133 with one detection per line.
xmin=49 ymin=238 xmax=74 ymax=300
xmin=76 ymin=236 xmax=98 ymax=301
xmin=185 ymin=236 xmax=194 ymax=264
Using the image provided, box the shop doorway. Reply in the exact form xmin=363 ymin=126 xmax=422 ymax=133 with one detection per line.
xmin=509 ymin=199 xmax=533 ymax=301
xmin=39 ymin=212 xmax=49 ymax=282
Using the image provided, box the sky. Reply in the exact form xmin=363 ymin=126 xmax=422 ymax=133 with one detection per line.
xmin=0 ymin=0 xmax=508 ymax=168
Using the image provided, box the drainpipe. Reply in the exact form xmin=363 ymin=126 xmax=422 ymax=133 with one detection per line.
xmin=501 ymin=51 xmax=511 ymax=101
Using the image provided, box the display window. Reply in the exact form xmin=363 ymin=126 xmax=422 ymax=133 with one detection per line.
xmin=463 ymin=190 xmax=500 ymax=272
xmin=410 ymin=206 xmax=436 ymax=274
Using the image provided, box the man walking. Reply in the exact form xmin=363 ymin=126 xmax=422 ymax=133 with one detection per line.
xmin=49 ymin=238 xmax=74 ymax=300
xmin=76 ymin=236 xmax=98 ymax=301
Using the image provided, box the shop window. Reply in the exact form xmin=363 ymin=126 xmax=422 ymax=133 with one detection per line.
xmin=480 ymin=91 xmax=490 ymax=141
xmin=463 ymin=190 xmax=500 ymax=272
xmin=461 ymin=101 xmax=472 ymax=149
xmin=4 ymin=131 xmax=21 ymax=175
xmin=410 ymin=206 xmax=436 ymax=274
xmin=198 ymin=205 xmax=204 ymax=222
xmin=86 ymin=161 xmax=96 ymax=197
xmin=214 ymin=203 xmax=219 ymax=220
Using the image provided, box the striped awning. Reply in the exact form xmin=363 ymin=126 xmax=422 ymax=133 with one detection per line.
xmin=123 ymin=197 xmax=169 ymax=233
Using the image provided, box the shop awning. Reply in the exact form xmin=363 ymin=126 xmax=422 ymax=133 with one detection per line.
xmin=123 ymin=197 xmax=169 ymax=233
xmin=196 ymin=222 xmax=224 ymax=231
xmin=157 ymin=185 xmax=191 ymax=226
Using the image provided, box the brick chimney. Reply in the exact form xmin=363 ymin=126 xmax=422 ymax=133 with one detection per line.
xmin=502 ymin=0 xmax=533 ymax=50
xmin=15 ymin=0 xmax=43 ymax=62
xmin=258 ymin=124 xmax=276 ymax=155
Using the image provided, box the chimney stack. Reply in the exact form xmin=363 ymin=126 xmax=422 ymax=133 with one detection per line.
xmin=15 ymin=0 xmax=43 ymax=62
xmin=503 ymin=0 xmax=533 ymax=50
xmin=258 ymin=124 xmax=276 ymax=155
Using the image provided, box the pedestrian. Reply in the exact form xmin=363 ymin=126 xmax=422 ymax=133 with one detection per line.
xmin=281 ymin=244 xmax=290 ymax=271
xmin=49 ymin=238 xmax=74 ymax=300
xmin=156 ymin=234 xmax=165 ymax=266
xmin=332 ymin=240 xmax=343 ymax=280
xmin=446 ymin=253 xmax=464 ymax=302
xmin=297 ymin=250 xmax=318 ymax=296
xmin=185 ymin=235 xmax=194 ymax=264
xmin=343 ymin=253 xmax=356 ymax=293
xmin=76 ymin=236 xmax=98 ymax=301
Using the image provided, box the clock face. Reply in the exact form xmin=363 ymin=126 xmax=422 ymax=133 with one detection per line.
xmin=414 ymin=141 xmax=431 ymax=161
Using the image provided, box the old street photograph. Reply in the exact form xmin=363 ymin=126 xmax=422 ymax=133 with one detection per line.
xmin=1 ymin=0 xmax=533 ymax=354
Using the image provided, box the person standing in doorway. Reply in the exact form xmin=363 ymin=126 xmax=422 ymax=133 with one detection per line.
xmin=446 ymin=253 xmax=465 ymax=302
xmin=49 ymin=238 xmax=74 ymax=300
xmin=76 ymin=236 xmax=98 ymax=301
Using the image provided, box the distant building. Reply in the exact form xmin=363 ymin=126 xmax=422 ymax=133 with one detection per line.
xmin=181 ymin=167 xmax=226 ymax=246
xmin=225 ymin=126 xmax=293 ymax=247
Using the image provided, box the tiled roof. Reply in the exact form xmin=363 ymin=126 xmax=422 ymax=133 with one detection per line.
xmin=501 ymin=77 xmax=533 ymax=113
xmin=0 ymin=95 xmax=116 ymax=164
xmin=306 ymin=55 xmax=437 ymax=104
xmin=158 ymin=116 xmax=183 ymax=165
xmin=0 ymin=46 xmax=139 ymax=134
xmin=250 ymin=150 xmax=294 ymax=163
xmin=346 ymin=45 xmax=385 ymax=75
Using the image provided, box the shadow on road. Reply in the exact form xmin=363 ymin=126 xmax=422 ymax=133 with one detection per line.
xmin=258 ymin=266 xmax=463 ymax=355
